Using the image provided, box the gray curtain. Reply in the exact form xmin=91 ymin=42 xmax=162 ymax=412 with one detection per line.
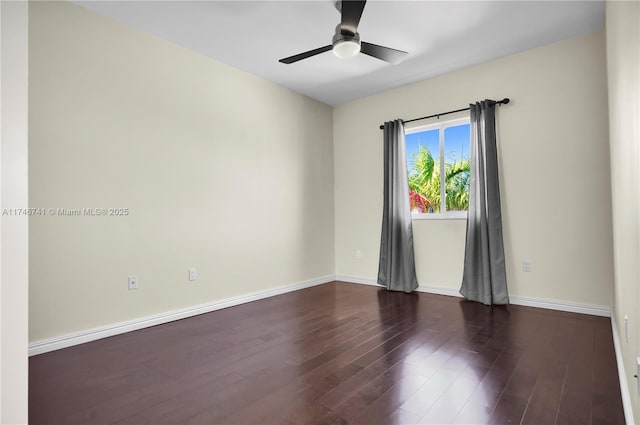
xmin=377 ymin=120 xmax=419 ymax=293
xmin=460 ymin=101 xmax=509 ymax=305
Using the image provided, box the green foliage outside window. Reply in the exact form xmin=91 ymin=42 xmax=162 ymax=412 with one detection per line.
xmin=408 ymin=146 xmax=470 ymax=213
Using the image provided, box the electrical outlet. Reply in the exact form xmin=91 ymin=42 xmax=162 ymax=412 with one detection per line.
xmin=128 ymin=275 xmax=138 ymax=290
xmin=188 ymin=267 xmax=197 ymax=282
xmin=355 ymin=249 xmax=362 ymax=259
xmin=522 ymin=260 xmax=532 ymax=272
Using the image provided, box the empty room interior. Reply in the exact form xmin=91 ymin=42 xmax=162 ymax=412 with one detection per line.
xmin=1 ymin=0 xmax=639 ymax=424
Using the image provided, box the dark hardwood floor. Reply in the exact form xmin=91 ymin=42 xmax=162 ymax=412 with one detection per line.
xmin=29 ymin=281 xmax=625 ymax=425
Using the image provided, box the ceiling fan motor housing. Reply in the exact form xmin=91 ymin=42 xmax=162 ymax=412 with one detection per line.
xmin=332 ymin=26 xmax=360 ymax=46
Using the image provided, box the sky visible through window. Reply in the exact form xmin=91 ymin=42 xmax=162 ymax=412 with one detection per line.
xmin=405 ymin=124 xmax=470 ymax=167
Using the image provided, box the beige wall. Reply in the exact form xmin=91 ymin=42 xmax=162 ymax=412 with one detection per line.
xmin=29 ymin=1 xmax=334 ymax=342
xmin=1 ymin=1 xmax=29 ymax=423
xmin=334 ymin=31 xmax=614 ymax=308
xmin=28 ymin=0 xmax=619 ymax=354
xmin=606 ymin=0 xmax=640 ymax=420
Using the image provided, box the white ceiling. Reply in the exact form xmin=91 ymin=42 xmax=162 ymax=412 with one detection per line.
xmin=74 ymin=1 xmax=604 ymax=106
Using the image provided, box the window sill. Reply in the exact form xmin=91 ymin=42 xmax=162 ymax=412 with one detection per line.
xmin=411 ymin=212 xmax=467 ymax=220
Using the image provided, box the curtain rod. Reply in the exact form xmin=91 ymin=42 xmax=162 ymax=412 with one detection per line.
xmin=378 ymin=98 xmax=510 ymax=130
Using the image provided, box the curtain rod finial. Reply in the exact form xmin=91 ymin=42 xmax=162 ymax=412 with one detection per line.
xmin=501 ymin=98 xmax=510 ymax=104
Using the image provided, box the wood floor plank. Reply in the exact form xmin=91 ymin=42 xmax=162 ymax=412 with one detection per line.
xmin=29 ymin=282 xmax=625 ymax=425
xmin=415 ymin=345 xmax=498 ymax=424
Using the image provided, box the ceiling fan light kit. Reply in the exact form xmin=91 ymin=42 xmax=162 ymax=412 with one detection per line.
xmin=332 ymin=32 xmax=361 ymax=59
xmin=278 ymin=0 xmax=407 ymax=65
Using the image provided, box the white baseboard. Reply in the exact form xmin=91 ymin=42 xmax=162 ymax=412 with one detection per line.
xmin=611 ymin=313 xmax=636 ymax=425
xmin=335 ymin=275 xmax=381 ymax=287
xmin=28 ymin=274 xmax=335 ymax=356
xmin=335 ymin=275 xmax=612 ymax=317
xmin=508 ymin=294 xmax=611 ymax=317
xmin=28 ymin=275 xmax=613 ymax=357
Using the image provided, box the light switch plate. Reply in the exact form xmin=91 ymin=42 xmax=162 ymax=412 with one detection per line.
xmin=624 ymin=315 xmax=629 ymax=342
xmin=636 ymin=357 xmax=640 ymax=394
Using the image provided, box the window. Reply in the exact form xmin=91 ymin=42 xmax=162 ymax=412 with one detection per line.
xmin=405 ymin=117 xmax=470 ymax=219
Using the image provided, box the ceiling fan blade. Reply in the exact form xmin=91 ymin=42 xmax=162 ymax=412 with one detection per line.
xmin=360 ymin=41 xmax=408 ymax=64
xmin=341 ymin=0 xmax=366 ymax=35
xmin=279 ymin=45 xmax=333 ymax=64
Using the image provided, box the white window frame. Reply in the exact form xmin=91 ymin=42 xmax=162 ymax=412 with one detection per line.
xmin=405 ymin=116 xmax=470 ymax=220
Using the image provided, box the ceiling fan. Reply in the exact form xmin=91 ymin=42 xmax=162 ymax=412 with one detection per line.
xmin=278 ymin=0 xmax=408 ymax=65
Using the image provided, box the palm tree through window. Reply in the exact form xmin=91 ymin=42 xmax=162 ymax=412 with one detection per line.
xmin=405 ymin=117 xmax=470 ymax=216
